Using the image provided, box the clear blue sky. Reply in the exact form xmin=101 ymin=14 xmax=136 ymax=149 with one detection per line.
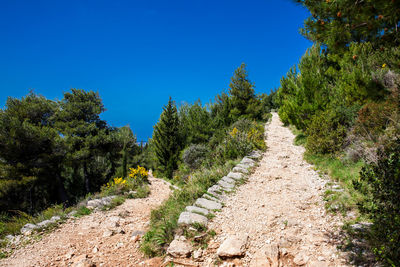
xmin=0 ymin=0 xmax=311 ymax=141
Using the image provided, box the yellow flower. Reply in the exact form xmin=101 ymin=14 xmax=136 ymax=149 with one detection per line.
xmin=382 ymin=63 xmax=387 ymax=68
xmin=229 ymin=127 xmax=238 ymax=137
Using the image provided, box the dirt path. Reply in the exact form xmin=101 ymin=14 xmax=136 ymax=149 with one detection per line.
xmin=0 ymin=177 xmax=171 ymax=267
xmin=202 ymin=113 xmax=349 ymax=266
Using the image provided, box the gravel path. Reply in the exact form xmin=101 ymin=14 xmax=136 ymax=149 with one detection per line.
xmin=202 ymin=113 xmax=349 ymax=266
xmin=0 ymin=177 xmax=171 ymax=267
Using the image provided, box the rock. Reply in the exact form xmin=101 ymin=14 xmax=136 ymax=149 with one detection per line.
xmin=217 ymin=234 xmax=248 ymax=258
xmin=221 ymin=176 xmax=236 ymax=184
xmin=116 ymin=242 xmax=124 ymax=249
xmin=218 ymin=180 xmax=235 ymax=190
xmin=186 ymin=206 xmax=209 ymax=216
xmin=92 ymin=246 xmax=99 ymax=253
xmin=50 ymin=216 xmax=61 ymax=222
xmin=178 ymin=212 xmax=208 ymax=226
xmin=141 ymin=257 xmax=163 ymax=267
xmin=130 ymin=230 xmax=145 ymax=242
xmin=167 ymin=236 xmax=193 ymax=258
xmin=227 ymin=172 xmax=243 ymax=181
xmin=21 ymin=223 xmax=38 ymax=234
xmin=65 ymin=251 xmax=75 ymax=260
xmin=101 ymin=196 xmax=113 ymax=206
xmin=248 ymin=151 xmax=262 ymax=159
xmin=250 ymin=244 xmax=279 ymax=267
xmin=5 ymin=235 xmax=14 ymax=241
xmin=86 ymin=199 xmax=102 ymax=209
xmin=68 ymin=211 xmax=77 ymax=217
xmin=195 ymin=198 xmax=222 ymax=210
xmin=37 ymin=220 xmax=53 ymax=228
xmin=102 ymin=229 xmax=114 ymax=237
xmin=202 ymin=194 xmax=221 ymax=203
xmin=236 ymin=163 xmax=250 ymax=170
xmin=193 ymin=249 xmax=202 ymax=260
xmin=241 ymin=157 xmax=255 ymax=165
xmin=71 ymin=254 xmax=95 ymax=267
xmin=293 ymin=252 xmax=309 ymax=266
xmin=207 ymin=185 xmax=223 ymax=197
xmin=232 ymin=167 xmax=249 ymax=174
xmin=105 ymin=216 xmax=120 ymax=228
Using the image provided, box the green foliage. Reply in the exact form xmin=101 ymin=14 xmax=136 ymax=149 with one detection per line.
xmin=152 ymin=97 xmax=181 ymax=179
xmin=74 ymin=206 xmax=92 ymax=218
xmin=294 ymin=0 xmax=400 ymax=52
xmin=141 ymin=160 xmax=236 ymax=256
xmin=182 ymin=144 xmax=208 ymax=170
xmin=353 ymin=141 xmax=400 ymax=264
xmin=179 ymin=101 xmax=214 ymax=146
xmin=306 ymin=106 xmax=358 ymax=154
xmin=228 ymin=63 xmax=261 ymax=121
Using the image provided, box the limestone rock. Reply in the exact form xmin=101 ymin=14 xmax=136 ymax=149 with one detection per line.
xmin=221 ymin=176 xmax=236 ymax=184
xmin=186 ymin=206 xmax=209 ymax=216
xmin=102 ymin=229 xmax=114 ymax=237
xmin=293 ymin=252 xmax=309 ymax=266
xmin=71 ymin=254 xmax=95 ymax=267
xmin=207 ymin=185 xmax=223 ymax=197
xmin=232 ymin=166 xmax=249 ymax=174
xmin=50 ymin=216 xmax=61 ymax=222
xmin=250 ymin=244 xmax=279 ymax=267
xmin=241 ymin=157 xmax=255 ymax=165
xmin=37 ymin=220 xmax=53 ymax=228
xmin=86 ymin=199 xmax=102 ymax=209
xmin=218 ymin=180 xmax=234 ymax=189
xmin=195 ymin=198 xmax=222 ymax=210
xmin=178 ymin=212 xmax=208 ymax=226
xmin=193 ymin=249 xmax=202 ymax=260
xmin=227 ymin=172 xmax=243 ymax=181
xmin=217 ymin=234 xmax=248 ymax=258
xmin=202 ymin=194 xmax=221 ymax=203
xmin=21 ymin=223 xmax=38 ymax=234
xmin=167 ymin=236 xmax=193 ymax=258
xmin=236 ymin=163 xmax=250 ymax=170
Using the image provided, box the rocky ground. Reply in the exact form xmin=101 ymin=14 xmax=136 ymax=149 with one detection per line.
xmin=197 ymin=113 xmax=350 ymax=266
xmin=0 ymin=177 xmax=171 ymax=267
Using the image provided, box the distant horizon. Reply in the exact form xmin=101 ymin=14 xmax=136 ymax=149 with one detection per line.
xmin=0 ymin=0 xmax=312 ymax=141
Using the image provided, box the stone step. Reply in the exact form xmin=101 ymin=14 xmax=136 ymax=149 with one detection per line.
xmin=185 ymin=206 xmax=210 ymax=216
xmin=227 ymin=172 xmax=243 ymax=181
xmin=195 ymin=198 xmax=222 ymax=210
xmin=178 ymin=212 xmax=208 ymax=226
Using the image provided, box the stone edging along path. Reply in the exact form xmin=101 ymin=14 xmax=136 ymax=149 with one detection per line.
xmin=175 ymin=150 xmax=263 ymax=228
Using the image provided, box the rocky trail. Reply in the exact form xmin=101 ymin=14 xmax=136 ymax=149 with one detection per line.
xmin=196 ymin=113 xmax=349 ymax=266
xmin=0 ymin=177 xmax=171 ymax=267
xmin=1 ymin=113 xmax=351 ymax=267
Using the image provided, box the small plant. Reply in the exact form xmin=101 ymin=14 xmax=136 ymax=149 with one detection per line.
xmin=74 ymin=206 xmax=92 ymax=218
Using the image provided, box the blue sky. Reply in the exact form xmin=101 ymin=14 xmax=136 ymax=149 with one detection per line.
xmin=0 ymin=0 xmax=311 ymax=141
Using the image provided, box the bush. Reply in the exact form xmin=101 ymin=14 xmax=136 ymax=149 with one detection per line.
xmin=306 ymin=106 xmax=358 ymax=154
xmin=353 ymin=141 xmax=400 ymax=265
xmin=182 ymin=144 xmax=208 ymax=169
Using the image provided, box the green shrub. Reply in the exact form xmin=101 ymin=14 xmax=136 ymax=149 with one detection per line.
xmin=306 ymin=106 xmax=358 ymax=154
xmin=353 ymin=141 xmax=400 ymax=265
xmin=182 ymin=144 xmax=208 ymax=169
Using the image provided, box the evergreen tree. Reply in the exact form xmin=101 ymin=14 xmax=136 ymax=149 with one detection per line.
xmin=152 ymin=97 xmax=181 ymax=179
xmin=294 ymin=0 xmax=400 ymax=51
xmin=228 ymin=63 xmax=260 ymax=120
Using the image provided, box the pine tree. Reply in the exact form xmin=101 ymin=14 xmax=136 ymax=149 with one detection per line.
xmin=228 ymin=63 xmax=260 ymax=120
xmin=295 ymin=0 xmax=400 ymax=51
xmin=152 ymin=97 xmax=181 ymax=179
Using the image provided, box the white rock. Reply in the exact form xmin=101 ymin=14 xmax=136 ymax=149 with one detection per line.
xmin=167 ymin=236 xmax=193 ymax=258
xmin=195 ymin=198 xmax=222 ymax=210
xmin=178 ymin=212 xmax=208 ymax=226
xmin=232 ymin=166 xmax=249 ymax=174
xmin=217 ymin=234 xmax=248 ymax=257
xmin=21 ymin=223 xmax=38 ymax=234
xmin=227 ymin=172 xmax=243 ymax=181
xmin=218 ymin=180 xmax=234 ymax=189
xmin=221 ymin=176 xmax=236 ymax=184
xmin=185 ymin=206 xmax=209 ymax=216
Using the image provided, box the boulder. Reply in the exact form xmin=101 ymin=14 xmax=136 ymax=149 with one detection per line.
xmin=250 ymin=244 xmax=279 ymax=267
xmin=178 ymin=212 xmax=208 ymax=226
xmin=227 ymin=172 xmax=243 ymax=181
xmin=236 ymin=163 xmax=250 ymax=170
xmin=195 ymin=198 xmax=222 ymax=210
xmin=167 ymin=236 xmax=193 ymax=258
xmin=248 ymin=151 xmax=262 ymax=159
xmin=217 ymin=234 xmax=248 ymax=258
xmin=50 ymin=216 xmax=61 ymax=222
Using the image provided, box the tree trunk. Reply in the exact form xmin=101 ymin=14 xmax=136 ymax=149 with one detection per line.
xmin=83 ymin=161 xmax=90 ymax=193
